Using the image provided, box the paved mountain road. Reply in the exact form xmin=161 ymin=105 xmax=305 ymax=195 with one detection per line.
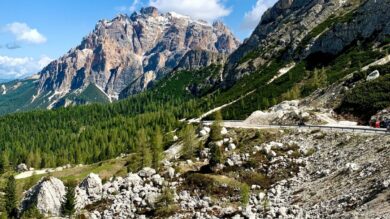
xmin=201 ymin=121 xmax=389 ymax=135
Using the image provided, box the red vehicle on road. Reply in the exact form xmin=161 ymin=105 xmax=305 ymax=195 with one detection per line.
xmin=370 ymin=116 xmax=390 ymax=130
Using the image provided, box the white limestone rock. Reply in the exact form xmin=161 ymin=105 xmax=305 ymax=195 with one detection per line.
xmin=20 ymin=177 xmax=66 ymax=216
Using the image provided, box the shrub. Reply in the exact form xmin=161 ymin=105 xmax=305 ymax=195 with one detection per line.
xmin=154 ymin=187 xmax=177 ymax=217
xmin=21 ymin=205 xmax=44 ymax=219
xmin=240 ymin=183 xmax=250 ymax=207
xmin=240 ymin=171 xmax=272 ymax=189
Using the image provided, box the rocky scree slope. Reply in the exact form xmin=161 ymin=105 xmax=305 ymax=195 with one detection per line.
xmin=223 ymin=0 xmax=390 ymax=86
xmin=18 ymin=127 xmax=390 ymax=218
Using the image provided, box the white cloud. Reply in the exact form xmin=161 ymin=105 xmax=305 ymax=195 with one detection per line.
xmin=241 ymin=0 xmax=276 ymax=30
xmin=130 ymin=0 xmax=141 ymax=12
xmin=0 ymin=55 xmax=52 ymax=79
xmin=37 ymin=55 xmax=53 ymax=69
xmin=5 ymin=22 xmax=47 ymax=44
xmin=149 ymin=0 xmax=231 ymax=22
xmin=116 ymin=0 xmax=141 ymax=13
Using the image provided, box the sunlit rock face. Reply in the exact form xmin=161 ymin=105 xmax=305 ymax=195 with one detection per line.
xmin=37 ymin=7 xmax=240 ymax=100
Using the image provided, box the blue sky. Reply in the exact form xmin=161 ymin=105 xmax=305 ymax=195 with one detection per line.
xmin=0 ymin=0 xmax=277 ymax=79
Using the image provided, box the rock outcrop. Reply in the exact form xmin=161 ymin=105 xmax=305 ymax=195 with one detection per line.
xmin=88 ymin=167 xmax=165 ymax=218
xmin=20 ymin=177 xmax=66 ymax=216
xmin=75 ymin=173 xmax=103 ymax=210
xmin=306 ymin=0 xmax=390 ymax=58
xmin=36 ymin=7 xmax=239 ymax=106
xmin=175 ymin=50 xmax=227 ymax=71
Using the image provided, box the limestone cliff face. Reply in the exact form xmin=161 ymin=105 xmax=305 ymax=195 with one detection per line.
xmin=175 ymin=50 xmax=227 ymax=71
xmin=305 ymin=0 xmax=390 ymax=57
xmin=37 ymin=7 xmax=240 ymax=102
xmin=223 ymin=0 xmax=388 ymax=87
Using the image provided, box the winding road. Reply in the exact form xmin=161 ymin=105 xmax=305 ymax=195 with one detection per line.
xmin=201 ymin=120 xmax=389 ymax=135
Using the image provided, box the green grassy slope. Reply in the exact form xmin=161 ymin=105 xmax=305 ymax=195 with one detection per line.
xmin=0 ymin=79 xmax=39 ymax=115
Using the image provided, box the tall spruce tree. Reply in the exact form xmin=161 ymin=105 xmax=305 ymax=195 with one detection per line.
xmin=135 ymin=129 xmax=152 ymax=170
xmin=0 ymin=153 xmax=10 ymax=174
xmin=62 ymin=180 xmax=77 ymax=216
xmin=152 ymin=126 xmax=164 ymax=170
xmin=209 ymin=111 xmax=224 ymax=167
xmin=210 ymin=111 xmax=223 ymax=142
xmin=181 ymin=124 xmax=198 ymax=160
xmin=5 ymin=176 xmax=17 ymax=218
xmin=209 ymin=142 xmax=224 ymax=167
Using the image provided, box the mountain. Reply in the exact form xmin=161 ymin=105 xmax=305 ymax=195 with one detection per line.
xmin=0 ymin=7 xmax=239 ymax=115
xmin=209 ymin=0 xmax=390 ymax=121
xmin=223 ymin=0 xmax=390 ymax=86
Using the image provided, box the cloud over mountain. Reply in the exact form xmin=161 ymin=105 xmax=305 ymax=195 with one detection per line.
xmin=0 ymin=55 xmax=52 ymax=79
xmin=241 ymin=0 xmax=277 ymax=30
xmin=149 ymin=0 xmax=231 ymax=22
xmin=5 ymin=22 xmax=47 ymax=44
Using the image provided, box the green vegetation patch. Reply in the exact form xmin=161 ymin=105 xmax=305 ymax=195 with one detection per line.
xmin=0 ymin=80 xmax=39 ymax=115
xmin=337 ymin=74 xmax=390 ymax=121
xmin=65 ymin=84 xmax=111 ymax=104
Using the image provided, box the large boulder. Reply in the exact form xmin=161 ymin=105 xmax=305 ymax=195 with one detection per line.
xmin=366 ymin=70 xmax=380 ymax=81
xmin=75 ymin=173 xmax=103 ymax=210
xmin=138 ymin=167 xmax=156 ymax=179
xmin=17 ymin=163 xmax=28 ymax=172
xmin=20 ymin=177 xmax=66 ymax=216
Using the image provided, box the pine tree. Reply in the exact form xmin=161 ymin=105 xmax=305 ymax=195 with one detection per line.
xmin=210 ymin=111 xmax=223 ymax=142
xmin=209 ymin=142 xmax=224 ymax=167
xmin=26 ymin=151 xmax=35 ymax=168
xmin=0 ymin=153 xmax=10 ymax=174
xmin=5 ymin=176 xmax=17 ymax=218
xmin=152 ymin=126 xmax=164 ymax=170
xmin=270 ymin=98 xmax=277 ymax=106
xmin=135 ymin=129 xmax=152 ymax=170
xmin=181 ymin=124 xmax=198 ymax=160
xmin=262 ymin=98 xmax=270 ymax=109
xmin=62 ymin=180 xmax=76 ymax=216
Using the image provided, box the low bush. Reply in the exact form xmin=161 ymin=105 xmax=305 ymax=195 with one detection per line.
xmin=240 ymin=183 xmax=250 ymax=207
xmin=240 ymin=171 xmax=272 ymax=189
xmin=154 ymin=187 xmax=178 ymax=218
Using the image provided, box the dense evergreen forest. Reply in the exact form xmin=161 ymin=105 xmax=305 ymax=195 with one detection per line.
xmin=0 ymin=66 xmax=220 ymax=169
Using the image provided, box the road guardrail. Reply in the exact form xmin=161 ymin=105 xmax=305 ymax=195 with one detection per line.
xmin=200 ymin=121 xmax=390 ymax=135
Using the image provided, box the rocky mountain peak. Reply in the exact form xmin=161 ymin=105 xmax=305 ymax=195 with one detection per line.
xmin=36 ymin=7 xmax=240 ymax=107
